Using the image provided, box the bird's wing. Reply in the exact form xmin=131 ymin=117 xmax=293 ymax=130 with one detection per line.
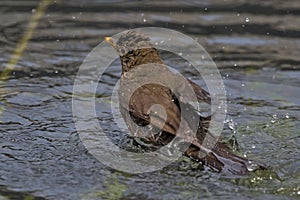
xmin=127 ymin=83 xmax=181 ymax=136
xmin=187 ymin=79 xmax=211 ymax=104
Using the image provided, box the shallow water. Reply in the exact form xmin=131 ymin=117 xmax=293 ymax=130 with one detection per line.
xmin=0 ymin=0 xmax=299 ymax=199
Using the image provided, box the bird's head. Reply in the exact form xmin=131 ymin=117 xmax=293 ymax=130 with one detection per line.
xmin=105 ymin=30 xmax=163 ymax=73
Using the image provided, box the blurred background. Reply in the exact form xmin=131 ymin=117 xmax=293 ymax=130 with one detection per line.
xmin=0 ymin=0 xmax=299 ymax=199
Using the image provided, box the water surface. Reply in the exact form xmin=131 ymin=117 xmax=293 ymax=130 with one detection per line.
xmin=0 ymin=0 xmax=299 ymax=199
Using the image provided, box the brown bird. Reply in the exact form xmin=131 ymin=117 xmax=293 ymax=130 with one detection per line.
xmin=105 ymin=30 xmax=264 ymax=175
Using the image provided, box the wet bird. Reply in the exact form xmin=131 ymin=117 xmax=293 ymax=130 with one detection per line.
xmin=105 ymin=30 xmax=264 ymax=175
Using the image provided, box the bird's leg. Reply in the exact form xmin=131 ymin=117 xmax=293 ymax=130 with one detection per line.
xmin=155 ymin=131 xmax=163 ymax=142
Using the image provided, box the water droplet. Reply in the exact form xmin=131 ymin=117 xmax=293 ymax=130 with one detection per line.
xmin=54 ymin=70 xmax=58 ymax=74
xmin=204 ymin=8 xmax=208 ymax=11
xmin=277 ymin=187 xmax=284 ymax=192
xmin=246 ymin=162 xmax=258 ymax=172
xmin=251 ymin=145 xmax=256 ymax=149
xmin=234 ymin=63 xmax=237 ymax=67
xmin=182 ymin=25 xmax=185 ymax=28
xmin=245 ymin=17 xmax=250 ymax=23
xmin=271 ymin=114 xmax=277 ymax=123
xmin=32 ymin=9 xmax=36 ymax=13
xmin=237 ymin=13 xmax=240 ymax=16
xmin=178 ymin=52 xmax=183 ymax=56
xmin=143 ymin=18 xmax=147 ymax=22
xmin=72 ymin=16 xmax=76 ymax=19
xmin=227 ymin=117 xmax=237 ymax=134
xmin=285 ymin=113 xmax=290 ymax=119
xmin=56 ymin=39 xmax=60 ymax=42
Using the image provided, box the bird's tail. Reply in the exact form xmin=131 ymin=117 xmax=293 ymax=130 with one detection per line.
xmin=185 ymin=139 xmax=265 ymax=175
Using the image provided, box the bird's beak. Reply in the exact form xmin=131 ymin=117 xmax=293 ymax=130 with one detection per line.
xmin=105 ymin=37 xmax=117 ymax=47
